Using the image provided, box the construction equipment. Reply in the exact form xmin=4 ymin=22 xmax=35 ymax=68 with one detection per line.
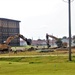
xmin=46 ymin=33 xmax=67 ymax=48
xmin=0 ymin=34 xmax=32 ymax=53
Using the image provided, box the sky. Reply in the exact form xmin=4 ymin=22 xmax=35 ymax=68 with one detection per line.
xmin=0 ymin=0 xmax=75 ymax=40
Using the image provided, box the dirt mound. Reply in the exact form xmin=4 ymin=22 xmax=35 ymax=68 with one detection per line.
xmin=28 ymin=47 xmax=36 ymax=51
xmin=56 ymin=48 xmax=68 ymax=51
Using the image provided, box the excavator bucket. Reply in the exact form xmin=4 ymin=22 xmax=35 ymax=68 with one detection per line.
xmin=26 ymin=39 xmax=32 ymax=45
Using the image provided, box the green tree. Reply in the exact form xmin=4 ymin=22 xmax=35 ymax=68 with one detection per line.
xmin=62 ymin=36 xmax=67 ymax=39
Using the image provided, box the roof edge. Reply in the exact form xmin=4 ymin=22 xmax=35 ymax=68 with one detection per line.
xmin=0 ymin=18 xmax=21 ymax=22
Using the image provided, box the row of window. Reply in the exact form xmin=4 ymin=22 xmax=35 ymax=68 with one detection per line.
xmin=0 ymin=28 xmax=19 ymax=33
xmin=0 ymin=21 xmax=19 ymax=28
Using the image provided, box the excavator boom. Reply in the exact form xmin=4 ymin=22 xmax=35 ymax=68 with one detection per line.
xmin=46 ymin=33 xmax=58 ymax=40
xmin=5 ymin=34 xmax=32 ymax=45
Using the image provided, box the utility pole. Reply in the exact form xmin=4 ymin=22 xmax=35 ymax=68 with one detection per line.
xmin=63 ymin=0 xmax=74 ymax=61
xmin=68 ymin=0 xmax=72 ymax=61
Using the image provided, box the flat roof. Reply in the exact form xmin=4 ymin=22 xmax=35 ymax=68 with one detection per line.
xmin=0 ymin=18 xmax=21 ymax=22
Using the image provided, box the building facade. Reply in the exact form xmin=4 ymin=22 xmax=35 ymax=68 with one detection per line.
xmin=0 ymin=18 xmax=20 ymax=46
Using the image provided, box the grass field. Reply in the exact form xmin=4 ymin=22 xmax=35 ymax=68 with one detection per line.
xmin=0 ymin=56 xmax=75 ymax=75
xmin=0 ymin=46 xmax=75 ymax=75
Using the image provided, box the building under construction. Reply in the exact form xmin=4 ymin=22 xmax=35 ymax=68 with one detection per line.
xmin=0 ymin=18 xmax=20 ymax=46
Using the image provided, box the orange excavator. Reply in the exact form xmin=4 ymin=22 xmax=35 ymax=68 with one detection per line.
xmin=46 ymin=33 xmax=67 ymax=48
xmin=0 ymin=34 xmax=32 ymax=53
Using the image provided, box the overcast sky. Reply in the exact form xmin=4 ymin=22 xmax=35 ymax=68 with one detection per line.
xmin=0 ymin=0 xmax=75 ymax=40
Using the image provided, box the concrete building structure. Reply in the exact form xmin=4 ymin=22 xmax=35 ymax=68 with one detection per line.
xmin=0 ymin=18 xmax=20 ymax=46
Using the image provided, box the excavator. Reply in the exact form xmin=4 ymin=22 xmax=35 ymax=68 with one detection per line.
xmin=0 ymin=34 xmax=32 ymax=53
xmin=46 ymin=33 xmax=67 ymax=48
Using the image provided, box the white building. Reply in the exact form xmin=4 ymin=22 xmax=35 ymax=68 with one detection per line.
xmin=20 ymin=40 xmax=27 ymax=46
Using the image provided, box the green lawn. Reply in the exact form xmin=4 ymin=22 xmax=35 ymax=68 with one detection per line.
xmin=0 ymin=56 xmax=75 ymax=75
